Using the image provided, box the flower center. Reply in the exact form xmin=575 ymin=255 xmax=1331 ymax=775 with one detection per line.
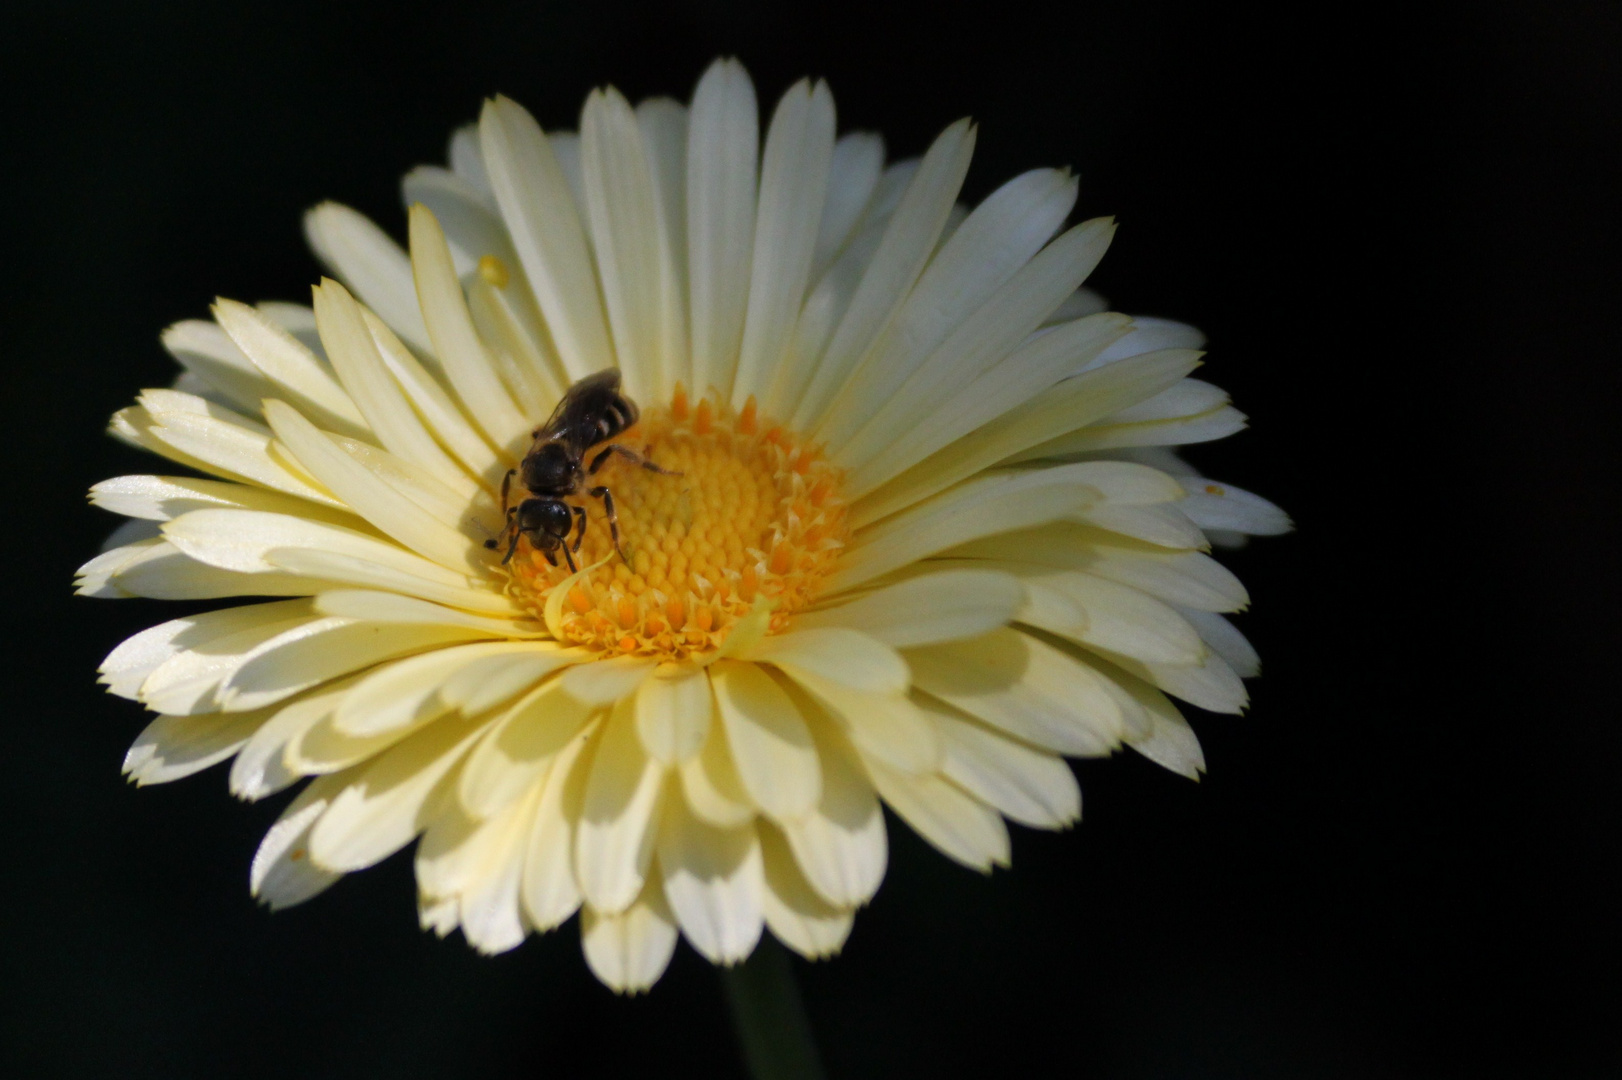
xmin=504 ymin=386 xmax=849 ymax=661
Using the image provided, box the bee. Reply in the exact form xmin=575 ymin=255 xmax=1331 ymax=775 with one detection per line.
xmin=486 ymin=369 xmax=677 ymax=570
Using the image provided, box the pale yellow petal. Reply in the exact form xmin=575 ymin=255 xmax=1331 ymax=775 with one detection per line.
xmin=795 ymin=568 xmax=1023 ymax=648
xmin=521 ymin=719 xmax=597 ymax=931
xmin=709 ymin=660 xmax=821 ymax=821
xmin=905 ymin=629 xmax=1136 ymax=756
xmin=263 ymin=400 xmax=481 ymax=572
xmin=460 ymin=678 xmax=597 ymax=820
xmin=574 ymin=699 xmax=667 ymax=914
xmin=308 ymin=712 xmax=489 ymax=872
xmin=635 ymin=664 xmax=714 ymax=764
xmin=251 ymin=770 xmax=353 ymax=910
xmin=213 ymin=297 xmax=370 ymax=438
xmin=778 ymin=722 xmax=886 ymax=908
xmin=758 ymin=822 xmax=853 ymax=959
xmin=479 ymin=94 xmax=613 ymax=379
xmin=657 ymin=789 xmax=765 ymax=964
xmin=408 ymin=204 xmax=530 ymax=454
xmin=580 ymin=877 xmax=678 ymax=994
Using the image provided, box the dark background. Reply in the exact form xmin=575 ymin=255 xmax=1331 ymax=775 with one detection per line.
xmin=2 ymin=1 xmax=1617 ymax=1077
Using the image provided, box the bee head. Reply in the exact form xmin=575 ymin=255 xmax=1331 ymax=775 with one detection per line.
xmin=516 ymin=498 xmax=574 ymax=544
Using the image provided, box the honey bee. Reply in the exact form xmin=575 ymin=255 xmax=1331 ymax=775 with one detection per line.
xmin=486 ymin=369 xmax=677 ymax=570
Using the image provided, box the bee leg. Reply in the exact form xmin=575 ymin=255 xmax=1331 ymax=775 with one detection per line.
xmin=590 ymin=443 xmax=682 ymax=477
xmin=561 ymin=541 xmax=578 ymax=574
xmin=571 ymin=506 xmax=588 ymax=553
xmin=499 ymin=468 xmax=516 ymax=515
xmin=639 ymin=444 xmax=682 ymax=476
xmin=483 ymin=506 xmax=518 ymax=551
xmin=501 ymin=526 xmax=523 ymax=566
xmin=589 ymin=485 xmax=625 ymax=563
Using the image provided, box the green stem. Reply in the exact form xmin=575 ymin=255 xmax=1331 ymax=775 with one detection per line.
xmin=719 ymin=936 xmax=827 ymax=1080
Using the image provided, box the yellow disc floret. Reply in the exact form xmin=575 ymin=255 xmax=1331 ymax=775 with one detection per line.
xmin=503 ymin=385 xmax=849 ymax=661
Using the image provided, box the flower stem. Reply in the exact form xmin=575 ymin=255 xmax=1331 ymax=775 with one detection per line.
xmin=720 ymin=936 xmax=826 ymax=1080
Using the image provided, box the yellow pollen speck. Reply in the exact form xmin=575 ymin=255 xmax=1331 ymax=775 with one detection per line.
xmin=477 ymin=254 xmax=510 ymax=288
xmin=501 ymin=390 xmax=849 ymax=662
xmin=1205 ymin=483 xmax=1225 ymax=496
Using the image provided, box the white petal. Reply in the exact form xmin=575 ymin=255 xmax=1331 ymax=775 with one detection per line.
xmin=574 ymin=699 xmax=667 ymax=914
xmin=1112 ymin=669 xmax=1205 ymax=779
xmin=739 ymin=628 xmax=907 ymax=695
xmin=829 ymin=464 xmax=1107 ymax=594
xmin=1017 ymin=571 xmax=1208 ymax=665
xmin=448 ymin=122 xmax=493 ymax=198
xmin=401 ymin=165 xmax=513 ymax=275
xmin=867 ymin=761 xmax=1009 ymax=871
xmin=758 ymin=822 xmax=853 ymax=959
xmin=310 ymin=589 xmax=538 ymax=637
xmin=709 ymin=660 xmax=820 ymax=821
xmin=580 ymin=877 xmax=678 ymax=994
xmin=99 ymin=598 xmax=310 ymax=701
xmin=310 ymin=280 xmax=471 ymax=486
xmin=407 ymin=205 xmax=530 ymax=453
xmin=1094 ymin=316 xmax=1206 ymax=363
xmin=123 ymin=708 xmax=273 ymax=785
xmin=686 ymin=58 xmax=759 ymax=400
xmin=560 ymin=655 xmax=658 ymax=706
xmin=635 ymin=664 xmax=714 ymax=764
xmin=636 ymin=96 xmax=691 ymax=399
xmin=846 ymin=312 xmax=1141 ymax=502
xmin=906 ymin=629 xmax=1136 ymax=756
xmin=460 ymin=678 xmax=596 ymax=820
xmin=580 ymin=87 xmax=677 ymax=399
xmin=814 ymin=167 xmax=1077 ymax=447
xmin=796 ymin=568 xmax=1023 ymax=647
xmin=1109 ymin=649 xmax=1248 ymax=715
xmin=678 ymin=720 xmax=756 ymax=829
xmin=133 ymin=392 xmax=342 ymax=507
xmin=929 ymin=704 xmax=1081 ymax=828
xmin=778 ymin=722 xmax=886 ymax=908
xmin=457 ymin=781 xmax=545 ymax=955
xmin=213 ymin=298 xmax=369 ymax=438
xmin=138 ymin=603 xmax=322 ymax=715
xmin=221 ymin=617 xmax=497 ymax=714
xmin=1076 ymin=502 xmax=1207 ymax=550
xmin=778 ymin=119 xmax=972 ymax=422
xmin=332 ymin=642 xmax=558 ymax=737
xmin=811 ymin=132 xmax=884 ymax=277
xmin=230 ymin=677 xmax=357 ymax=800
xmin=161 ymin=318 xmax=276 ymax=416
xmin=521 ymin=719 xmax=596 ymax=931
xmin=480 ymin=95 xmax=613 ymax=379
xmin=952 ymin=523 xmax=1248 ymax=613
xmin=251 ymin=771 xmax=352 ymax=910
xmin=777 ymin=669 xmax=941 ymax=775
xmin=304 ymin=202 xmax=431 ymax=354
xmin=1174 ymin=477 xmax=1292 ymax=536
xmin=309 ymin=713 xmax=488 ymax=872
xmin=657 ymin=791 xmax=765 ymax=964
xmin=729 ymin=79 xmax=835 ymax=407
xmin=834 ymin=217 xmax=1117 ymax=469
xmin=360 ymin=308 xmax=504 ymax=484
xmin=1181 ymin=609 xmax=1260 ymax=677
xmin=263 ymin=400 xmax=481 ymax=572
xmin=90 ymin=474 xmax=357 ymax=525
xmin=95 ymin=539 xmax=313 ymax=601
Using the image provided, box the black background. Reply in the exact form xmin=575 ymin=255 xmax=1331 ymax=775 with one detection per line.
xmin=3 ymin=2 xmax=1617 ymax=1077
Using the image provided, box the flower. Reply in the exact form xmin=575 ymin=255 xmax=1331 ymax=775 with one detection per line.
xmin=79 ymin=58 xmax=1288 ymax=993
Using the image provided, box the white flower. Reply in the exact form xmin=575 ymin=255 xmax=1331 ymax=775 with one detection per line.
xmin=80 ymin=58 xmax=1287 ymax=993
